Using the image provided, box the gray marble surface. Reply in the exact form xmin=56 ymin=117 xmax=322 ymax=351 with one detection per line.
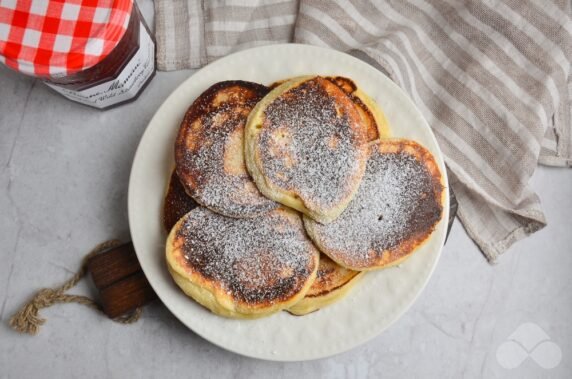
xmin=1 ymin=2 xmax=571 ymax=378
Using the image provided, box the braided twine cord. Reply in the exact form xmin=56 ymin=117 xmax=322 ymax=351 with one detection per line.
xmin=9 ymin=240 xmax=142 ymax=335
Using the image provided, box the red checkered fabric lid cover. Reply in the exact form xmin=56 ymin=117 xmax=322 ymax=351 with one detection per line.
xmin=0 ymin=0 xmax=133 ymax=77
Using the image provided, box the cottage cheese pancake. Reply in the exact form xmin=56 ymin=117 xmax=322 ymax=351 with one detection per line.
xmin=166 ymin=207 xmax=320 ymax=318
xmin=304 ymin=139 xmax=445 ymax=270
xmin=175 ymin=81 xmax=278 ymax=218
xmin=245 ymin=76 xmax=373 ymax=224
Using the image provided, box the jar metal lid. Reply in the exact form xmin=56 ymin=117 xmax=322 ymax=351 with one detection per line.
xmin=0 ymin=0 xmax=133 ymax=78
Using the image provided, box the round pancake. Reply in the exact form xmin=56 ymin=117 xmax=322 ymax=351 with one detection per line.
xmin=175 ymin=80 xmax=278 ymax=219
xmin=245 ymin=76 xmax=373 ymax=224
xmin=304 ymin=139 xmax=445 ymax=271
xmin=163 ymin=169 xmax=197 ymax=233
xmin=166 ymin=206 xmax=320 ymax=318
xmin=287 ymin=254 xmax=364 ymax=316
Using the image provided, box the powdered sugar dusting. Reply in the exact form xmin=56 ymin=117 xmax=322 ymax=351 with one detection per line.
xmin=176 ymin=82 xmax=277 ymax=218
xmin=258 ymin=78 xmax=366 ymax=211
xmin=306 ymin=144 xmax=443 ymax=268
xmin=177 ymin=207 xmax=318 ymax=304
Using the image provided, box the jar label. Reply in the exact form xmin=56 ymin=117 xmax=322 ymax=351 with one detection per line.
xmin=45 ymin=22 xmax=155 ymax=109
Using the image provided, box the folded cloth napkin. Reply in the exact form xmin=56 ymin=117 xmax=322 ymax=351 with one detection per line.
xmin=154 ymin=0 xmax=572 ymax=262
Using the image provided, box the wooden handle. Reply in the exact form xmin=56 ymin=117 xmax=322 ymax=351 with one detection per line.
xmin=99 ymin=272 xmax=157 ymax=318
xmin=87 ymin=242 xmax=157 ymax=318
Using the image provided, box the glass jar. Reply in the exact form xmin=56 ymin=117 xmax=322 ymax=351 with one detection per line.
xmin=0 ymin=0 xmax=156 ymax=109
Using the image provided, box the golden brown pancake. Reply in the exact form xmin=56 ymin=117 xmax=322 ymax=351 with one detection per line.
xmin=245 ymin=76 xmax=375 ymax=224
xmin=175 ymin=80 xmax=278 ymax=218
xmin=304 ymin=139 xmax=445 ymax=271
xmin=287 ymin=254 xmax=364 ymax=316
xmin=163 ymin=169 xmax=197 ymax=232
xmin=166 ymin=206 xmax=320 ymax=318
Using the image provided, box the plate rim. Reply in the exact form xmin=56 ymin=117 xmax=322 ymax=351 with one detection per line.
xmin=128 ymin=43 xmax=449 ymax=362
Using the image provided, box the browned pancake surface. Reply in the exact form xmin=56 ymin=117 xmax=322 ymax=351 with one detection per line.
xmin=175 ymin=81 xmax=277 ymax=218
xmin=171 ymin=207 xmax=319 ymax=306
xmin=163 ymin=170 xmax=197 ymax=232
xmin=305 ymin=140 xmax=444 ymax=270
xmin=325 ymin=76 xmax=379 ymax=142
xmin=305 ymin=254 xmax=361 ymax=298
xmin=271 ymin=76 xmax=380 ymax=143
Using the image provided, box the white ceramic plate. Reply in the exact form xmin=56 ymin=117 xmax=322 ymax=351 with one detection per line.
xmin=128 ymin=44 xmax=449 ymax=362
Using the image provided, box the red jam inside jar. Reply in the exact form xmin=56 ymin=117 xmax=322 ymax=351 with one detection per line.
xmin=0 ymin=0 xmax=156 ymax=109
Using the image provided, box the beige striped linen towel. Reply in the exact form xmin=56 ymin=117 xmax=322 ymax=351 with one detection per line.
xmin=154 ymin=0 xmax=572 ymax=262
